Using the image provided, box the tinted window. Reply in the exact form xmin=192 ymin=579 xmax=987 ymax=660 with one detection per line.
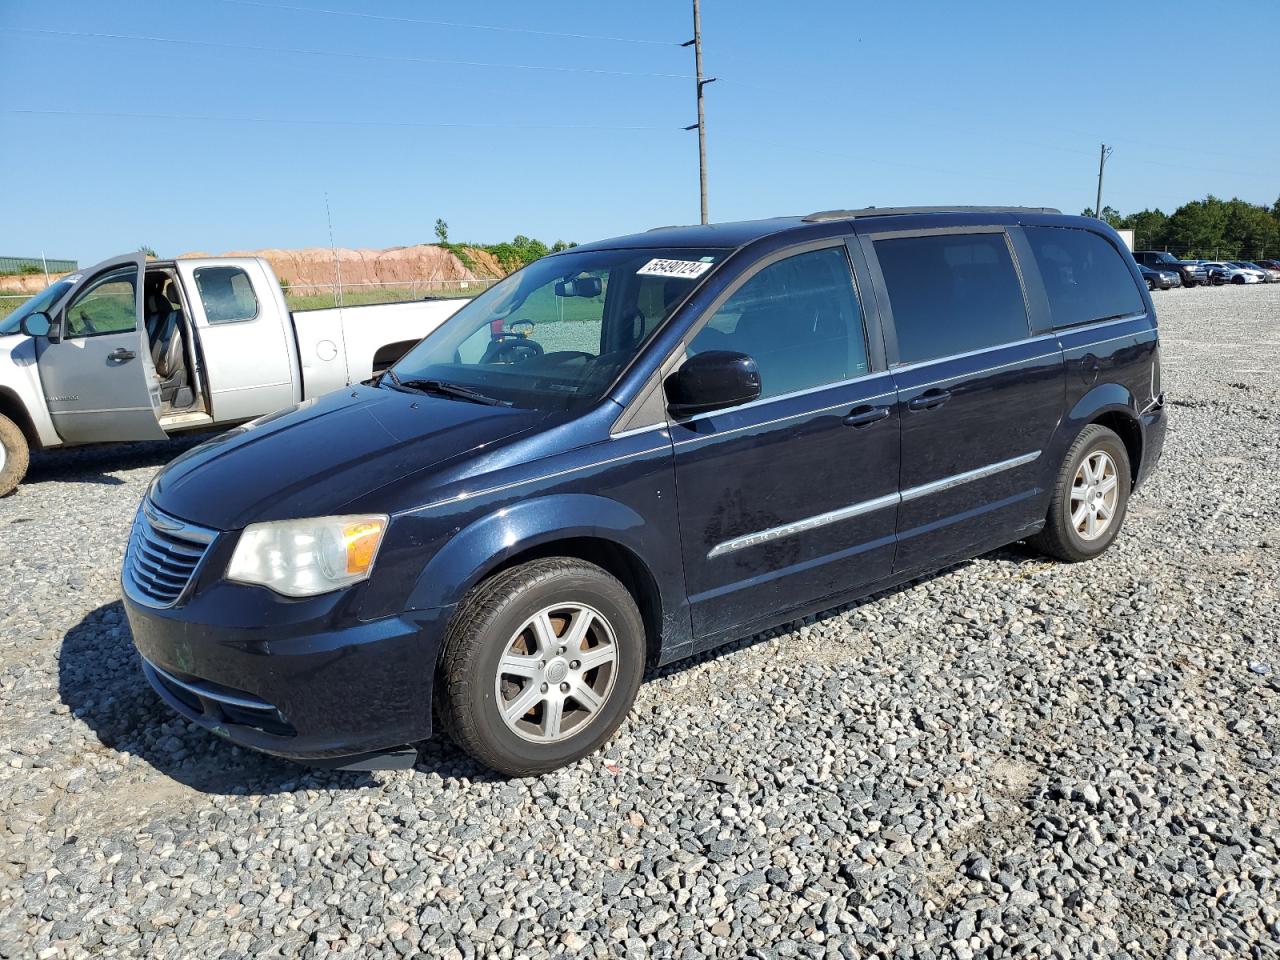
xmin=64 ymin=267 xmax=137 ymax=338
xmin=1025 ymin=227 xmax=1144 ymax=329
xmin=195 ymin=266 xmax=259 ymax=323
xmin=688 ymin=246 xmax=868 ymax=399
xmin=875 ymin=232 xmax=1028 ymax=364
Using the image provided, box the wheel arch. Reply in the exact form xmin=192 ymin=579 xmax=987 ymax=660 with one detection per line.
xmin=0 ymin=387 xmax=40 ymax=449
xmin=478 ymin=537 xmax=665 ymax=667
xmin=1066 ymin=384 xmax=1143 ymax=489
xmin=406 ymin=493 xmax=683 ymax=668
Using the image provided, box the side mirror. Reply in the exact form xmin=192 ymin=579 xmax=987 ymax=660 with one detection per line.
xmin=664 ymin=350 xmax=761 ymax=419
xmin=19 ymin=311 xmax=52 ymax=338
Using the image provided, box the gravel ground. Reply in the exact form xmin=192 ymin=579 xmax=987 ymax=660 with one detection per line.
xmin=1 ymin=285 xmax=1277 ymax=960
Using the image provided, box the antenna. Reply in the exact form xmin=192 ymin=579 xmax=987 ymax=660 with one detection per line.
xmin=325 ymin=192 xmax=344 ymax=308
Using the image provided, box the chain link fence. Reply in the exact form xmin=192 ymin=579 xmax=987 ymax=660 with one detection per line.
xmin=0 ymin=276 xmax=500 ymax=321
xmin=1133 ymin=240 xmax=1275 ymax=261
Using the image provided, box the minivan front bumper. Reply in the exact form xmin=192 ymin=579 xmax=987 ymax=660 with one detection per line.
xmin=123 ymin=584 xmax=452 ymax=765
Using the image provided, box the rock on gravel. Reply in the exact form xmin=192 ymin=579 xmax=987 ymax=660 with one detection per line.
xmin=1 ymin=285 xmax=1278 ymax=959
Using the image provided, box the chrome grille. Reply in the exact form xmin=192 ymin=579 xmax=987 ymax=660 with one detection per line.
xmin=123 ymin=500 xmax=216 ymax=607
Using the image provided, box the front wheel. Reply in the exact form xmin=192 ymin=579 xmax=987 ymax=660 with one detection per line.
xmin=1028 ymin=425 xmax=1131 ymax=562
xmin=0 ymin=414 xmax=30 ymax=497
xmin=438 ymin=558 xmax=646 ymax=776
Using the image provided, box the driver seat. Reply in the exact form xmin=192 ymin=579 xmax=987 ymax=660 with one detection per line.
xmin=147 ymin=281 xmax=189 ymax=406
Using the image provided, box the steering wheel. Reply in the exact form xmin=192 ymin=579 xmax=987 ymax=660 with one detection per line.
xmin=76 ymin=309 xmax=98 ymax=336
xmin=481 ymin=331 xmax=544 ymax=365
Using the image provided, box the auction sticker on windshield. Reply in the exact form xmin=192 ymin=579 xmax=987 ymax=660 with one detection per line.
xmin=637 ymin=258 xmax=714 ymax=279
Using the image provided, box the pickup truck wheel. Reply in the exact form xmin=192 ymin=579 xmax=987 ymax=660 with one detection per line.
xmin=439 ymin=558 xmax=645 ymax=777
xmin=1028 ymin=424 xmax=1130 ymax=563
xmin=0 ymin=414 xmax=30 ymax=497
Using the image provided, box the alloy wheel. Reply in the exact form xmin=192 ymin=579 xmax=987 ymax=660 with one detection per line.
xmin=493 ymin=602 xmax=619 ymax=743
xmin=1070 ymin=450 xmax=1119 ymax=541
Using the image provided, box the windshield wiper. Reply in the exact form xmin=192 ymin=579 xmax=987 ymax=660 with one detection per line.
xmin=398 ymin=378 xmax=511 ymax=406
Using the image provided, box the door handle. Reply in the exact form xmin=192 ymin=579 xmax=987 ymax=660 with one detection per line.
xmin=843 ymin=405 xmax=890 ymax=428
xmin=907 ymin=388 xmax=951 ymax=411
xmin=108 ymin=348 xmax=136 ymax=362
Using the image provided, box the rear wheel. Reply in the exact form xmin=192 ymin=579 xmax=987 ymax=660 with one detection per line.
xmin=439 ymin=558 xmax=646 ymax=776
xmin=0 ymin=414 xmax=30 ymax=497
xmin=1028 ymin=425 xmax=1130 ymax=562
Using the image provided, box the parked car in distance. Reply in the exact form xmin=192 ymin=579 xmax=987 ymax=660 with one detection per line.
xmin=1133 ymin=250 xmax=1207 ymax=287
xmin=1203 ymin=261 xmax=1261 ymax=285
xmin=1230 ymin=261 xmax=1275 ymax=283
xmin=0 ymin=256 xmax=468 ymax=495
xmin=122 ymin=207 xmax=1167 ymax=776
xmin=1137 ymin=264 xmax=1179 ymax=290
xmin=1255 ymin=259 xmax=1280 ymax=281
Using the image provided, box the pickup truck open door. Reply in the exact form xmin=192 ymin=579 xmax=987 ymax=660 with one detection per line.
xmin=36 ymin=254 xmax=166 ymax=445
xmin=174 ymin=258 xmax=298 ymax=422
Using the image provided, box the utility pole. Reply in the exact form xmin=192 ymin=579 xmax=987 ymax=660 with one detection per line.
xmin=1094 ymin=143 xmax=1113 ymax=221
xmin=682 ymin=0 xmax=715 ymax=224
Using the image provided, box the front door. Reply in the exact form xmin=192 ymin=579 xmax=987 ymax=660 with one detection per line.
xmin=36 ymin=254 xmax=166 ymax=444
xmin=669 ymin=241 xmax=901 ymax=642
xmin=866 ymin=228 xmax=1065 ymax=572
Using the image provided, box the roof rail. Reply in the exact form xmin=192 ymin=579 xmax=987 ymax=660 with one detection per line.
xmin=802 ymin=205 xmax=1062 ymax=223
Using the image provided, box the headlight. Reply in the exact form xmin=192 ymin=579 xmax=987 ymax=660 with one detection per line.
xmin=227 ymin=514 xmax=388 ymax=597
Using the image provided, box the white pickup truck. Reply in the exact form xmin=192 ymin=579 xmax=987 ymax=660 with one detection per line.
xmin=0 ymin=253 xmax=469 ymax=495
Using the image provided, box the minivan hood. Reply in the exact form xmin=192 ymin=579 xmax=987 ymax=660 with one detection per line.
xmin=150 ymin=385 xmax=550 ymax=530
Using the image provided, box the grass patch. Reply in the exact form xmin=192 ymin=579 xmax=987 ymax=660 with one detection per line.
xmin=286 ymin=284 xmax=480 ymax=312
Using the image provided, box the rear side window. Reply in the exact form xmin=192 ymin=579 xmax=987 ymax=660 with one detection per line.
xmin=1026 ymin=227 xmax=1144 ymax=329
xmin=688 ymin=245 xmax=868 ymax=400
xmin=874 ymin=232 xmax=1029 ymax=364
xmin=194 ymin=266 xmax=259 ymax=324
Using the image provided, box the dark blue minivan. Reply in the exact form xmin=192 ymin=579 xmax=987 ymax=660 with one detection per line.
xmin=122 ymin=207 xmax=1166 ymax=775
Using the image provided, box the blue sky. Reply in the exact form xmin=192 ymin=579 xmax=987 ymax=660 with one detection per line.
xmin=2 ymin=0 xmax=1277 ymax=264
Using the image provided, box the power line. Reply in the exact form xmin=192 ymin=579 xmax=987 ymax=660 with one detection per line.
xmin=214 ymin=0 xmax=681 ymax=46
xmin=0 ymin=26 xmax=695 ymax=80
xmin=2 ymin=108 xmax=674 ymax=132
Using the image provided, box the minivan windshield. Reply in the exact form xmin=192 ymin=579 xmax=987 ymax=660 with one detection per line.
xmin=387 ymin=246 xmax=729 ymax=409
xmin=0 ymin=277 xmax=77 ymax=336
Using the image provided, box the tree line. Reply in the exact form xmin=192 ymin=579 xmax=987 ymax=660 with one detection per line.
xmin=433 ymin=219 xmax=576 ymax=274
xmin=1083 ymin=195 xmax=1280 ymax=260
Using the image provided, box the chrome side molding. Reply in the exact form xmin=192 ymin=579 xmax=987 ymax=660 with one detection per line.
xmin=707 ymin=451 xmax=1041 ymax=558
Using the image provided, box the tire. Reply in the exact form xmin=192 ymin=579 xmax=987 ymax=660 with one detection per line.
xmin=0 ymin=413 xmax=30 ymax=498
xmin=1232 ymin=275 xmax=1245 ymax=285
xmin=1028 ymin=424 xmax=1131 ymax=563
xmin=438 ymin=557 xmax=646 ymax=776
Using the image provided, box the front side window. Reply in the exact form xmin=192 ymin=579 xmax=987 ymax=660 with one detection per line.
xmin=194 ymin=266 xmax=259 ymax=323
xmin=875 ymin=232 xmax=1029 ymax=364
xmin=688 ymin=245 xmax=868 ymax=400
xmin=1026 ymin=227 xmax=1146 ymax=329
xmin=63 ymin=268 xmax=137 ymax=338
xmin=0 ymin=277 xmax=76 ymax=335
xmin=391 ymin=246 xmax=730 ymax=410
